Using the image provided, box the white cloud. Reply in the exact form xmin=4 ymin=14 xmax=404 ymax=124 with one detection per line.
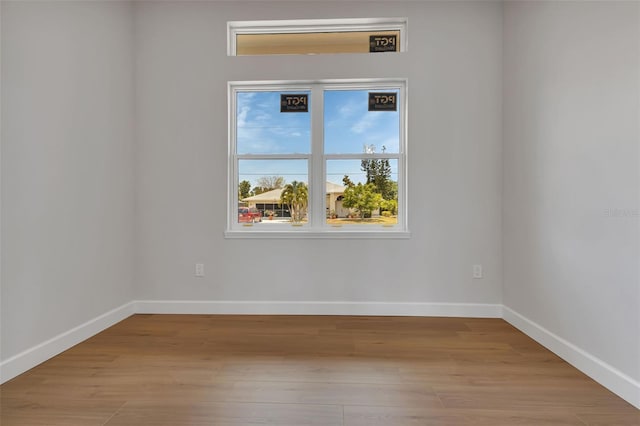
xmin=255 ymin=112 xmax=271 ymax=122
xmin=339 ymin=102 xmax=357 ymax=116
xmin=237 ymin=106 xmax=250 ymax=127
xmin=350 ymin=113 xmax=376 ymax=134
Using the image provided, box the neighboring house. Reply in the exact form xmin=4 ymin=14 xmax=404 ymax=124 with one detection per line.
xmin=326 ymin=182 xmax=348 ymax=217
xmin=242 ymin=182 xmax=346 ymax=218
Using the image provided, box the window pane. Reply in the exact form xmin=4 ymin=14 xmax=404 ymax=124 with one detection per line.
xmin=236 ymin=31 xmax=400 ymax=55
xmin=237 ymin=91 xmax=311 ymax=154
xmin=326 ymin=159 xmax=398 ymax=225
xmin=238 ymin=159 xmax=309 ymax=223
xmin=324 ymin=89 xmax=399 ymax=154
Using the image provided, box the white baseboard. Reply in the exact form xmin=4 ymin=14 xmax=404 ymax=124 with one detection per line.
xmin=134 ymin=300 xmax=503 ymax=318
xmin=503 ymin=306 xmax=640 ymax=409
xmin=0 ymin=301 xmax=136 ymax=384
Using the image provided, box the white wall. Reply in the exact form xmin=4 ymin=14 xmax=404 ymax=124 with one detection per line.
xmin=503 ymin=0 xmax=640 ymax=388
xmin=1 ymin=1 xmax=135 ymax=361
xmin=134 ymin=1 xmax=504 ymax=306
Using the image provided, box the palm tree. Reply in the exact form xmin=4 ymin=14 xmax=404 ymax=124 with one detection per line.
xmin=280 ymin=181 xmax=308 ymax=223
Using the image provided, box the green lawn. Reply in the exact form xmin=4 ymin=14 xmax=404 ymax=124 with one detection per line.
xmin=326 ymin=216 xmax=397 ymax=225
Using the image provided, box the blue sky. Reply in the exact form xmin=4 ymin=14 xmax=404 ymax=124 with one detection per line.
xmin=237 ymin=91 xmax=311 ymax=155
xmin=324 ymin=90 xmax=399 ymax=155
xmin=237 ymin=89 xmax=399 ymax=188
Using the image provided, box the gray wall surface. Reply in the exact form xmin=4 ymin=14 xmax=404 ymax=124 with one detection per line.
xmin=1 ymin=1 xmax=135 ymax=360
xmin=133 ymin=1 xmax=504 ymax=304
xmin=503 ymin=0 xmax=640 ymax=381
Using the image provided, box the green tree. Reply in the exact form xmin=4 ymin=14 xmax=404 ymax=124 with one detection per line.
xmin=360 ymin=146 xmax=395 ymax=201
xmin=380 ymin=198 xmax=398 ymax=215
xmin=361 ymin=158 xmax=379 ymax=185
xmin=382 ymin=178 xmax=398 ymax=202
xmin=251 ymin=187 xmax=267 ymax=196
xmin=238 ymin=180 xmax=251 ymax=200
xmin=376 ymin=159 xmax=394 ymax=200
xmin=280 ymin=181 xmax=308 ymax=223
xmin=341 ymin=182 xmax=383 ymax=219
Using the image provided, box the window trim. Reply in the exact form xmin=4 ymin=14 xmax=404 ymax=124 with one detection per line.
xmin=226 ymin=78 xmax=409 ymax=239
xmin=227 ymin=17 xmax=408 ymax=56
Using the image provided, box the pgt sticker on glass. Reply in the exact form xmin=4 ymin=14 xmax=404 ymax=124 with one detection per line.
xmin=368 ymin=92 xmax=397 ymax=111
xmin=369 ymin=35 xmax=397 ymax=53
xmin=281 ymin=94 xmax=309 ymax=112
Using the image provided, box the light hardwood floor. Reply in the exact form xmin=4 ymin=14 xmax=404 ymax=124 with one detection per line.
xmin=1 ymin=315 xmax=638 ymax=425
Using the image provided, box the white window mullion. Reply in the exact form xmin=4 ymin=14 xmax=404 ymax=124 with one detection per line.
xmin=239 ymin=154 xmax=310 ymax=160
xmin=310 ymin=85 xmax=325 ymax=229
xmin=399 ymin=83 xmax=408 ymax=230
xmin=229 ymin=155 xmax=238 ymax=230
xmin=324 ymin=154 xmax=401 ymax=161
xmin=228 ymin=85 xmax=237 ymax=231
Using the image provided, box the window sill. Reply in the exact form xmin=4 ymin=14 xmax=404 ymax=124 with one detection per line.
xmin=224 ymin=229 xmax=411 ymax=239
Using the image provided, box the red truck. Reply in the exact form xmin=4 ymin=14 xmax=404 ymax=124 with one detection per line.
xmin=238 ymin=207 xmax=262 ymax=223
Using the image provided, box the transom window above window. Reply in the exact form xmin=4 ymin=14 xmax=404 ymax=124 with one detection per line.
xmin=227 ymin=79 xmax=408 ymax=238
xmin=228 ymin=18 xmax=407 ymax=56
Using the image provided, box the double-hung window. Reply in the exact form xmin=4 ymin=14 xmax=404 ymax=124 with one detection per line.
xmin=227 ymin=79 xmax=408 ymax=238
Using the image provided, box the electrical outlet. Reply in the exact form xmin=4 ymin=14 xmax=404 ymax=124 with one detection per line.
xmin=473 ymin=264 xmax=483 ymax=279
xmin=195 ymin=263 xmax=205 ymax=277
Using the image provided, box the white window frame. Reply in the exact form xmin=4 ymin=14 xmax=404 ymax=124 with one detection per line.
xmin=227 ymin=17 xmax=408 ymax=56
xmin=226 ymin=78 xmax=409 ymax=239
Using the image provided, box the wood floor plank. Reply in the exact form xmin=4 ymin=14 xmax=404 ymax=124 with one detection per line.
xmin=215 ymin=356 xmax=404 ymax=385
xmin=104 ymin=401 xmax=344 ymax=426
xmin=0 ymin=397 xmax=126 ymax=426
xmin=1 ymin=314 xmax=637 ymax=425
xmin=343 ymin=405 xmax=587 ymax=426
xmin=435 ymin=385 xmax=634 ymax=412
xmin=576 ymin=411 xmax=640 ymax=425
xmin=207 ymin=380 xmax=442 ymax=407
